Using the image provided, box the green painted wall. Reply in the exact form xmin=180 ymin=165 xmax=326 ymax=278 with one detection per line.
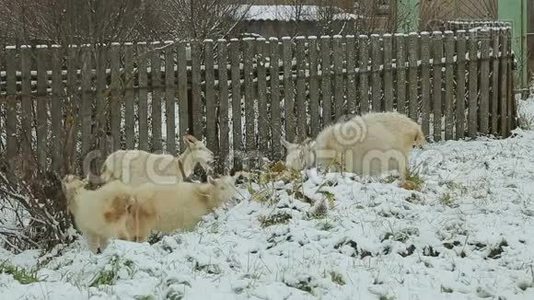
xmin=498 ymin=0 xmax=528 ymax=87
xmin=397 ymin=0 xmax=419 ymax=32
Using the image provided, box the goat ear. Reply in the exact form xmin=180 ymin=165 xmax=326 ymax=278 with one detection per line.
xmin=303 ymin=137 xmax=313 ymax=145
xmin=207 ymin=176 xmax=216 ymax=185
xmin=183 ymin=134 xmax=197 ymax=146
xmin=280 ymin=138 xmax=291 ymax=149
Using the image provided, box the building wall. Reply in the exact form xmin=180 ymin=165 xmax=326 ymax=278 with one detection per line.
xmin=528 ymin=0 xmax=534 ymax=79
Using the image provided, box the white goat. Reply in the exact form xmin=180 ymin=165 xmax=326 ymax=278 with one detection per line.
xmin=100 ymin=135 xmax=213 ymax=185
xmin=61 ymin=175 xmax=134 ymax=253
xmin=282 ymin=112 xmax=426 ymax=179
xmin=126 ymin=175 xmax=237 ymax=242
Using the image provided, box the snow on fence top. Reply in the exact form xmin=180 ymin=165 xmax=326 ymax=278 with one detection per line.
xmin=0 ymin=28 xmax=517 ymax=173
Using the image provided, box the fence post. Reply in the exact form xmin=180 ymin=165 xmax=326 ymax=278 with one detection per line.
xmin=499 ymin=28 xmax=509 ymax=137
xmin=190 ymin=41 xmax=202 ymax=139
xmin=164 ymin=41 xmax=177 ymax=155
xmin=467 ymin=30 xmax=479 ymax=138
xmin=479 ymin=29 xmax=490 ymax=135
xmin=20 ymin=45 xmax=33 ymax=156
xmin=420 ymin=32 xmax=431 ymax=137
xmin=455 ymin=30 xmax=467 ymax=139
xmin=80 ymin=45 xmax=92 ymax=167
xmin=50 ymin=45 xmax=63 ymax=173
xmin=394 ymin=33 xmax=406 ymax=115
xmin=383 ymin=34 xmax=393 ymax=112
xmin=432 ymin=31 xmax=443 ymax=142
xmin=217 ymin=39 xmax=230 ymax=172
xmin=407 ymin=33 xmax=418 ymax=122
xmin=36 ymin=45 xmax=49 ymax=169
xmin=230 ymin=39 xmax=243 ymax=169
xmin=320 ymin=36 xmax=332 ymax=125
xmin=333 ymin=35 xmax=344 ymax=119
xmin=243 ymin=38 xmax=256 ymax=165
xmin=358 ymin=35 xmax=369 ymax=114
xmin=95 ymin=45 xmax=109 ymax=172
xmin=295 ymin=36 xmax=307 ymax=140
xmin=370 ymin=34 xmax=382 ymax=112
xmin=176 ymin=42 xmax=188 ymax=150
xmin=346 ymin=35 xmax=357 ymax=115
xmin=204 ymin=39 xmax=217 ymax=157
xmin=137 ymin=43 xmax=149 ymax=151
xmin=124 ymin=43 xmax=135 ymax=150
xmin=444 ymin=31 xmax=455 ymax=140
xmin=506 ymin=29 xmax=514 ymax=134
xmin=110 ymin=43 xmax=123 ymax=151
xmin=256 ymin=38 xmax=269 ymax=156
xmin=490 ymin=29 xmax=500 ymax=135
xmin=269 ymin=37 xmax=282 ymax=161
xmin=5 ymin=46 xmax=18 ymax=162
xmin=308 ymin=37 xmax=320 ymax=136
xmin=282 ymin=37 xmax=295 ymax=142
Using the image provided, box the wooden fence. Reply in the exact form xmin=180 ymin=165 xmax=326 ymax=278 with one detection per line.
xmin=0 ymin=28 xmax=517 ymax=175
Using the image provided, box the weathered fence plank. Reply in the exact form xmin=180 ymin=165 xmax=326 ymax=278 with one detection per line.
xmin=137 ymin=43 xmax=149 ymax=151
xmin=230 ymin=39 xmax=243 ymax=168
xmin=204 ymin=40 xmax=217 ymax=156
xmin=50 ymin=46 xmax=63 ymax=172
xmin=490 ymin=30 xmax=500 ymax=135
xmin=20 ymin=46 xmax=33 ymax=153
xmin=370 ymin=34 xmax=382 ymax=112
xmin=407 ymin=33 xmax=419 ymax=121
xmin=243 ymin=38 xmax=256 ymax=158
xmin=110 ymin=43 xmax=122 ymax=151
xmin=165 ymin=42 xmax=177 ymax=155
xmin=456 ymin=31 xmax=467 ymax=139
xmin=5 ymin=47 xmax=18 ymax=161
xmin=217 ymin=39 xmax=230 ymax=171
xmin=420 ymin=32 xmax=431 ymax=137
xmin=383 ymin=34 xmax=394 ymax=112
xmin=444 ymin=31 xmax=455 ymax=140
xmin=432 ymin=32 xmax=443 ymax=141
xmin=36 ymin=46 xmax=49 ymax=168
xmin=346 ymin=35 xmax=357 ymax=115
xmin=321 ymin=36 xmax=332 ymax=125
xmin=333 ymin=35 xmax=344 ymax=119
xmin=282 ymin=37 xmax=295 ymax=142
xmin=395 ymin=33 xmax=406 ymax=115
xmin=124 ymin=44 xmax=135 ymax=150
xmin=256 ymin=38 xmax=268 ymax=155
xmin=499 ymin=29 xmax=509 ymax=136
xmin=269 ymin=37 xmax=282 ymax=160
xmin=295 ymin=37 xmax=307 ymax=139
xmin=80 ymin=46 xmax=92 ymax=161
xmin=308 ymin=37 xmax=320 ymax=136
xmin=479 ymin=29 xmax=490 ymax=135
xmin=191 ymin=41 xmax=202 ymax=138
xmin=358 ymin=35 xmax=370 ymax=114
xmin=467 ymin=30 xmax=479 ymax=138
xmin=96 ymin=46 xmax=109 ymax=166
xmin=177 ymin=42 xmax=188 ymax=150
xmin=66 ymin=46 xmax=80 ymax=173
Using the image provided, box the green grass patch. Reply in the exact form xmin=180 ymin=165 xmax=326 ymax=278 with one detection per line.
xmin=0 ymin=261 xmax=39 ymax=284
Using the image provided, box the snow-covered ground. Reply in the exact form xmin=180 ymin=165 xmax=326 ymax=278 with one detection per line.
xmin=2 ymin=96 xmax=534 ymax=299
